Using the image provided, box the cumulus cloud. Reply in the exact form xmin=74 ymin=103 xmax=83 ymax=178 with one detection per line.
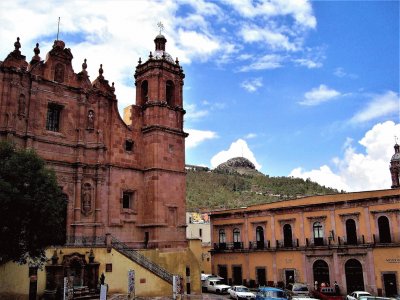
xmin=350 ymin=91 xmax=399 ymax=124
xmin=334 ymin=67 xmax=357 ymax=79
xmin=299 ymin=84 xmax=341 ymax=106
xmin=223 ymin=0 xmax=316 ymax=29
xmin=185 ymin=129 xmax=218 ymax=149
xmin=241 ymin=78 xmax=263 ymax=92
xmin=211 ymin=139 xmax=262 ymax=170
xmin=185 ymin=103 xmax=209 ymax=121
xmin=289 ymin=121 xmax=400 ymax=191
xmin=239 ymin=25 xmax=298 ymax=51
xmin=239 ymin=54 xmax=284 ymax=72
xmin=293 ymin=58 xmax=322 ymax=69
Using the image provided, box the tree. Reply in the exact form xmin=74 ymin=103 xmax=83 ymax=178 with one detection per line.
xmin=0 ymin=141 xmax=67 ymax=266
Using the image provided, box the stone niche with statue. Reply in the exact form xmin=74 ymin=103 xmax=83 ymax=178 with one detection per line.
xmin=43 ymin=250 xmax=99 ymax=299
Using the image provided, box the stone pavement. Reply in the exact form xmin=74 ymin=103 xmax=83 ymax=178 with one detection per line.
xmin=108 ymin=293 xmax=229 ymax=300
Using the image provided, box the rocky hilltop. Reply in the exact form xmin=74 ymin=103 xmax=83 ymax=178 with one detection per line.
xmin=214 ymin=157 xmax=262 ymax=176
xmin=186 ymin=158 xmax=340 ymax=211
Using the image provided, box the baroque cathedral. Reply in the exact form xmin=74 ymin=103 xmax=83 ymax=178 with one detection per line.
xmin=0 ymin=34 xmax=200 ymax=298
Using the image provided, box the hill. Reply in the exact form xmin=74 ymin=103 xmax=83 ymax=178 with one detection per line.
xmin=186 ymin=157 xmax=340 ymax=211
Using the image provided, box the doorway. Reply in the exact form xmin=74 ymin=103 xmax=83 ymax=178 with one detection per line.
xmin=233 ymin=265 xmax=243 ymax=285
xmin=345 ymin=259 xmax=364 ymax=293
xmin=257 ymin=267 xmax=267 ymax=286
xmin=313 ymin=260 xmax=330 ymax=286
xmin=383 ymin=273 xmax=398 ymax=297
xmin=218 ymin=265 xmax=228 ymax=284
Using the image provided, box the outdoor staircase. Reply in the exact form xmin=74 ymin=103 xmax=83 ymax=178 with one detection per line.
xmin=73 ymin=286 xmax=99 ymax=300
xmin=110 ymin=237 xmax=174 ymax=284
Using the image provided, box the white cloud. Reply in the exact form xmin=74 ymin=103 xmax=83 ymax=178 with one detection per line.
xmin=241 ymin=78 xmax=263 ymax=92
xmin=293 ymin=58 xmax=322 ymax=69
xmin=239 ymin=54 xmax=283 ymax=72
xmin=211 ymin=139 xmax=262 ymax=170
xmin=333 ymin=67 xmax=357 ymax=79
xmin=289 ymin=121 xmax=400 ymax=191
xmin=244 ymin=133 xmax=257 ymax=139
xmin=299 ymin=84 xmax=341 ymax=106
xmin=223 ymin=0 xmax=316 ymax=29
xmin=185 ymin=129 xmax=218 ymax=148
xmin=185 ymin=103 xmax=209 ymax=121
xmin=239 ymin=25 xmax=298 ymax=51
xmin=350 ymin=91 xmax=399 ymax=124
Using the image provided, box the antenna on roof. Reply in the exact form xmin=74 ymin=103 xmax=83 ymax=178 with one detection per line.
xmin=56 ymin=17 xmax=60 ymax=41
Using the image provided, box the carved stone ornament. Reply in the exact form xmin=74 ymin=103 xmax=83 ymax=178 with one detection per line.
xmin=54 ymin=63 xmax=65 ymax=83
xmin=81 ymin=182 xmax=93 ymax=216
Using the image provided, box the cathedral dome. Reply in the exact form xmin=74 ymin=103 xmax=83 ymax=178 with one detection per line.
xmin=391 ymin=143 xmax=400 ymax=161
xmin=153 ymin=33 xmax=175 ymax=64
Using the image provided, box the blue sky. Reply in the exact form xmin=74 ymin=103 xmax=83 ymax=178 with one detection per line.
xmin=0 ymin=0 xmax=398 ymax=191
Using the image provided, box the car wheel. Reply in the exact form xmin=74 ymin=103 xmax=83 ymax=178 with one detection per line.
xmin=216 ymin=290 xmax=220 ymax=294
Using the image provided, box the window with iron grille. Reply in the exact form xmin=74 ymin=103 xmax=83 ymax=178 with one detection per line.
xmin=46 ymin=103 xmax=62 ymax=132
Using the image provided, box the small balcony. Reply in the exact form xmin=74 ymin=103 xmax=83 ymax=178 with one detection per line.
xmin=249 ymin=240 xmax=271 ymax=250
xmin=213 ymin=242 xmax=244 ymax=251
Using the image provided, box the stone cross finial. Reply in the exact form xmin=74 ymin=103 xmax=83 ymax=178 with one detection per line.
xmin=157 ymin=21 xmax=164 ymax=34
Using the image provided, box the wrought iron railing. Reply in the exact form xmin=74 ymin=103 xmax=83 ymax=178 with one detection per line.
xmin=66 ymin=235 xmax=106 ymax=246
xmin=111 ymin=237 xmax=173 ymax=284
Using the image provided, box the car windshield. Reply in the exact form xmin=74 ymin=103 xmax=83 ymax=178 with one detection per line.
xmin=294 ymin=286 xmax=308 ymax=292
xmin=259 ymin=290 xmax=285 ymax=298
xmin=238 ymin=287 xmax=250 ymax=292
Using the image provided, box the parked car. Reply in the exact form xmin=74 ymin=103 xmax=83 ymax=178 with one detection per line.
xmin=346 ymin=291 xmax=372 ymax=300
xmin=256 ymin=287 xmax=288 ymax=300
xmin=286 ymin=283 xmax=311 ymax=298
xmin=359 ymin=297 xmax=394 ymax=300
xmin=202 ymin=277 xmax=231 ymax=294
xmin=313 ymin=287 xmax=344 ymax=300
xmin=228 ymin=285 xmax=256 ymax=300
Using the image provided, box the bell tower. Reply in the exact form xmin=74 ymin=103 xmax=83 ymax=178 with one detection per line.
xmin=134 ymin=32 xmax=187 ymax=248
xmin=390 ymin=143 xmax=400 ymax=188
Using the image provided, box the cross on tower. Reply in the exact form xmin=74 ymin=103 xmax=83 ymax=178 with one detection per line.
xmin=157 ymin=22 xmax=164 ymax=34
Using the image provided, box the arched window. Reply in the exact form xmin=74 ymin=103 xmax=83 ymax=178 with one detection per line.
xmin=233 ymin=228 xmax=241 ymax=249
xmin=256 ymin=226 xmax=264 ymax=249
xmin=313 ymin=222 xmax=324 ymax=246
xmin=233 ymin=228 xmax=241 ymax=242
xmin=345 ymin=259 xmax=364 ymax=293
xmin=166 ymin=80 xmax=174 ymax=105
xmin=54 ymin=63 xmax=65 ymax=83
xmin=283 ymin=224 xmax=293 ymax=247
xmin=219 ymin=229 xmax=226 ymax=243
xmin=141 ymin=80 xmax=148 ymax=103
xmin=313 ymin=260 xmax=330 ymax=287
xmin=378 ymin=216 xmax=391 ymax=243
xmin=346 ymin=219 xmax=358 ymax=245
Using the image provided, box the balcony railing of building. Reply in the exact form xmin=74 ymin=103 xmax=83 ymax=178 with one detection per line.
xmin=213 ymin=242 xmax=244 ymax=251
xmin=212 ymin=233 xmax=399 ymax=252
xmin=249 ymin=240 xmax=271 ymax=250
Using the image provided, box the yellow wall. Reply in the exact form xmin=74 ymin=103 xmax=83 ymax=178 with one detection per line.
xmin=373 ymin=248 xmax=400 ymax=290
xmin=0 ymin=246 xmax=202 ymax=298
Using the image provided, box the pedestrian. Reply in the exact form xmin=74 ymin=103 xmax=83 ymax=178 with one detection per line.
xmin=334 ymin=281 xmax=340 ymax=295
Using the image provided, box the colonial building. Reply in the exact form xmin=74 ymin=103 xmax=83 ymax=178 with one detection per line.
xmin=0 ymin=34 xmax=201 ymax=298
xmin=209 ymin=145 xmax=400 ymax=297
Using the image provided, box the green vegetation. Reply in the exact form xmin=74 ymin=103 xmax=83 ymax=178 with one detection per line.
xmin=186 ymin=168 xmax=340 ymax=211
xmin=0 ymin=141 xmax=67 ymax=266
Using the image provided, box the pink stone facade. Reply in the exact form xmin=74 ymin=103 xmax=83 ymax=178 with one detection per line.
xmin=0 ymin=36 xmax=187 ymax=249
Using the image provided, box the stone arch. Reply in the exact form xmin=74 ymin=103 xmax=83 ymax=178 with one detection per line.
xmin=345 ymin=258 xmax=364 ymax=293
xmin=377 ymin=215 xmax=391 ymax=243
xmin=141 ymin=80 xmax=148 ymax=103
xmin=283 ymin=224 xmax=293 ymax=247
xmin=313 ymin=259 xmax=330 ymax=287
xmin=166 ymin=80 xmax=174 ymax=105
xmin=345 ymin=219 xmax=357 ymax=245
xmin=54 ymin=63 xmax=65 ymax=83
